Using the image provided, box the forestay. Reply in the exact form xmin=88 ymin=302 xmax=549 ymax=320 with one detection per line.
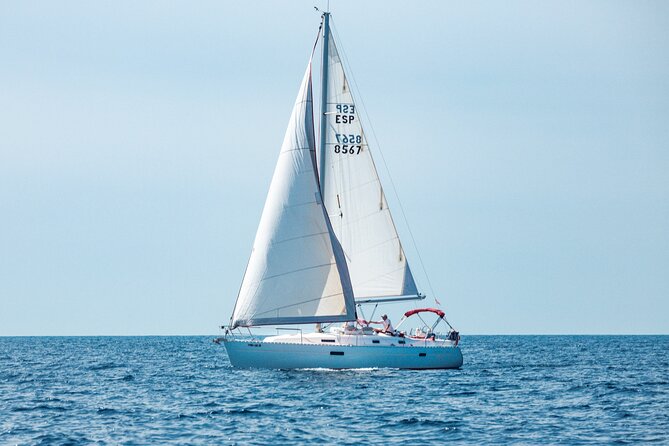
xmin=231 ymin=62 xmax=356 ymax=328
xmin=319 ymin=30 xmax=419 ymax=300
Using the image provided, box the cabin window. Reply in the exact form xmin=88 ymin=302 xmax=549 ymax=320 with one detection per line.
xmin=330 ymin=351 xmax=344 ymax=356
xmin=419 ymin=353 xmax=427 ymax=357
xmin=372 ymin=340 xmax=380 ymax=344
xmin=321 ymin=339 xmax=335 ymax=343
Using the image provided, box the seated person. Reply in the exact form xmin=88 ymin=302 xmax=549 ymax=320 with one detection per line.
xmin=342 ymin=320 xmax=360 ymax=334
xmin=370 ymin=314 xmax=395 ymax=335
xmin=448 ymin=330 xmax=460 ymax=345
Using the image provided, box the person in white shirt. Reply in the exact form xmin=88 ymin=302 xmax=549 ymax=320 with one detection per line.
xmin=372 ymin=314 xmax=394 ymax=335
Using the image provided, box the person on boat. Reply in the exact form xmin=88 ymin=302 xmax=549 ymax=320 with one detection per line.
xmin=448 ymin=330 xmax=460 ymax=346
xmin=343 ymin=320 xmax=362 ymax=334
xmin=371 ymin=314 xmax=395 ymax=335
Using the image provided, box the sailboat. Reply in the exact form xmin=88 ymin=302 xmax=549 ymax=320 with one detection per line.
xmin=220 ymin=11 xmax=463 ymax=369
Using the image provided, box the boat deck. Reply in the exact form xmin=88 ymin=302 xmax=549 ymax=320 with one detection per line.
xmin=263 ymin=331 xmax=457 ymax=348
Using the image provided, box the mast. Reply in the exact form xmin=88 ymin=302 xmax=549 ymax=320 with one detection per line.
xmin=318 ymin=11 xmax=330 ymax=193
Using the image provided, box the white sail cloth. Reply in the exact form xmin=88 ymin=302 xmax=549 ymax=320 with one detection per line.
xmin=231 ymin=63 xmax=355 ymax=328
xmin=319 ymin=31 xmax=419 ymax=300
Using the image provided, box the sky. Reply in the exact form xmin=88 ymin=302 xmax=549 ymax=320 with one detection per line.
xmin=1 ymin=1 xmax=667 ymax=335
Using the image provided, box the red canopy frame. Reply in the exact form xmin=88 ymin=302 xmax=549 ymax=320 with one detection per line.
xmin=403 ymin=308 xmax=445 ymax=319
xmin=394 ymin=308 xmax=458 ymax=345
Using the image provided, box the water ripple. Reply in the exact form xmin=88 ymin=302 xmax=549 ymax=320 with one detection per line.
xmin=0 ymin=336 xmax=667 ymax=444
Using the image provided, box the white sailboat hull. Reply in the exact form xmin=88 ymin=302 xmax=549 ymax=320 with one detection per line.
xmin=223 ymin=334 xmax=463 ymax=369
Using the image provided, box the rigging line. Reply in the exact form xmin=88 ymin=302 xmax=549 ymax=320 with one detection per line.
xmin=329 ymin=21 xmax=441 ymax=311
xmin=312 ymin=18 xmax=323 ymax=57
xmin=417 ymin=313 xmax=430 ymax=330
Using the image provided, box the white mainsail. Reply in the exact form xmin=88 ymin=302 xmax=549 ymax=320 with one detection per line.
xmin=231 ymin=62 xmax=356 ymax=328
xmin=319 ymin=30 xmax=419 ymax=300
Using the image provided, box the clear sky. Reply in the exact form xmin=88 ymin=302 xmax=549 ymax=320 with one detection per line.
xmin=1 ymin=1 xmax=667 ymax=335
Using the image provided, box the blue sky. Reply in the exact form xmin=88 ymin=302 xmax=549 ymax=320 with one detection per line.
xmin=1 ymin=1 xmax=667 ymax=335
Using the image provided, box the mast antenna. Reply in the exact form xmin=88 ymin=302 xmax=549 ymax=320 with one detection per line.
xmin=314 ymin=0 xmax=330 ymax=13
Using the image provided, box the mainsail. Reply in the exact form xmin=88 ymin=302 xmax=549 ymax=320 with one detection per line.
xmin=231 ymin=62 xmax=356 ymax=328
xmin=318 ymin=29 xmax=419 ymax=300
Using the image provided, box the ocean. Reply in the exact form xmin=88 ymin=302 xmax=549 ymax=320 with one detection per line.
xmin=1 ymin=335 xmax=667 ymax=445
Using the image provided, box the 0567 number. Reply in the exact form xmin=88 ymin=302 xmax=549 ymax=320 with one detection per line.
xmin=335 ymin=134 xmax=362 ymax=144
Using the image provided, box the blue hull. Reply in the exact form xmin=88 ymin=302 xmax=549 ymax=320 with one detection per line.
xmin=223 ymin=339 xmax=463 ymax=369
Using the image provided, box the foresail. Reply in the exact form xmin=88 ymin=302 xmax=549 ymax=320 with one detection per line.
xmin=231 ymin=62 xmax=355 ymax=328
xmin=319 ymin=30 xmax=419 ymax=300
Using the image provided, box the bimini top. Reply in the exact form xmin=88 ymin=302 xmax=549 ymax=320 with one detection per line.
xmin=403 ymin=308 xmax=445 ymax=319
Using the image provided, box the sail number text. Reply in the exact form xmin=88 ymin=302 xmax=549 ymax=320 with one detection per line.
xmin=334 ymin=133 xmax=363 ymax=155
xmin=335 ymin=104 xmax=355 ymax=124
xmin=334 ymin=144 xmax=362 ymax=155
xmin=335 ymin=134 xmax=362 ymax=144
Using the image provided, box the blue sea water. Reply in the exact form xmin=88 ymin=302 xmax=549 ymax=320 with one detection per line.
xmin=1 ymin=336 xmax=667 ymax=445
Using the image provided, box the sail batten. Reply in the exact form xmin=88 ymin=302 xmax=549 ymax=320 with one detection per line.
xmin=231 ymin=61 xmax=356 ymax=329
xmin=318 ymin=29 xmax=419 ymax=300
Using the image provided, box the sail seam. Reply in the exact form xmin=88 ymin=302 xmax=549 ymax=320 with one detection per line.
xmin=329 ymin=177 xmax=378 ymax=194
xmin=270 ymin=231 xmax=329 ymax=246
xmin=279 ymin=200 xmax=318 ymax=210
xmin=280 ymin=147 xmax=312 ymax=153
xmin=256 ymin=262 xmax=335 ymax=282
xmin=348 ymin=236 xmax=402 ymax=258
xmin=240 ymin=261 xmax=338 ymax=323
xmin=355 ymin=265 xmax=406 ymax=286
xmin=252 ymin=291 xmax=345 ymax=316
xmin=336 ymin=207 xmax=394 ymax=228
